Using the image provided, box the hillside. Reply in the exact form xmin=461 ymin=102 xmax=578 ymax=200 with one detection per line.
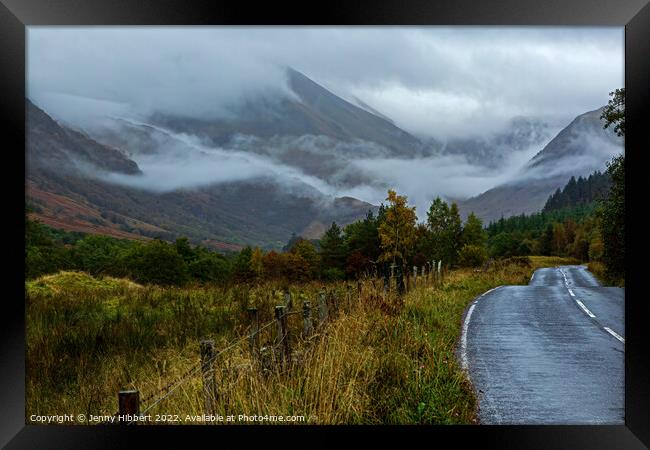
xmin=26 ymin=101 xmax=377 ymax=250
xmin=149 ymin=68 xmax=423 ymax=158
xmin=457 ymin=107 xmax=623 ymax=223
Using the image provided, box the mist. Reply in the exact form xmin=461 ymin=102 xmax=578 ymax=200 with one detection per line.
xmin=26 ymin=26 xmax=624 ymax=227
xmin=28 ymin=26 xmax=623 ymax=141
xmin=83 ymin=118 xmax=556 ymax=220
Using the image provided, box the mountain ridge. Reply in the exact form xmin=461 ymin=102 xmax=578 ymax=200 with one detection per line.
xmin=456 ymin=107 xmax=623 ymax=223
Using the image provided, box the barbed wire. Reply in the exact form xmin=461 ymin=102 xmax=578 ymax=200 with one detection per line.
xmin=96 ymin=279 xmax=430 ymax=425
xmin=124 ymin=308 xmax=298 ymax=424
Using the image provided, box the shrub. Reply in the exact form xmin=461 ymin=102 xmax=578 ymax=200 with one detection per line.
xmin=188 ymin=254 xmax=231 ymax=283
xmin=119 ymin=240 xmax=189 ymax=286
xmin=322 ymin=267 xmax=345 ymax=281
xmin=458 ymin=244 xmax=488 ymax=268
xmin=72 ymin=235 xmax=129 ymax=276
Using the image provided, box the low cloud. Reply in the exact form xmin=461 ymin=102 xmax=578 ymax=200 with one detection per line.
xmin=27 ymin=27 xmax=624 ymax=222
xmin=88 ymin=120 xmax=542 ymax=220
xmin=28 ymin=26 xmax=623 ymax=140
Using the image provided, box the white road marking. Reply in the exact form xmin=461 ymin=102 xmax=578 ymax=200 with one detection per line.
xmin=530 ymin=272 xmax=535 ymax=282
xmin=604 ymin=327 xmax=625 ymax=344
xmin=481 ymin=286 xmax=501 ymax=298
xmin=460 ymin=302 xmax=477 ymax=371
xmin=561 ymin=267 xmax=625 ymax=345
xmin=460 ymin=286 xmax=502 ymax=372
xmin=575 ymin=299 xmax=596 ymax=318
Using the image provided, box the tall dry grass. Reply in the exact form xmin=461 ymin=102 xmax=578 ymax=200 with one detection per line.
xmin=26 ymin=257 xmax=577 ymax=424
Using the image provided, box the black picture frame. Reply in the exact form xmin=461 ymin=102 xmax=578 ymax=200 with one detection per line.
xmin=2 ymin=0 xmax=648 ymax=447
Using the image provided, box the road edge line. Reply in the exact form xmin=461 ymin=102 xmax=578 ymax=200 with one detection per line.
xmin=459 ymin=285 xmax=502 ymax=372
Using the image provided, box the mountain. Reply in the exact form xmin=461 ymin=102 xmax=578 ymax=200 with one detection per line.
xmin=149 ymin=67 xmax=423 ymax=158
xmin=25 ymin=100 xmax=377 ymax=250
xmin=26 ymin=99 xmax=141 ymax=176
xmin=439 ymin=116 xmax=553 ymax=168
xmin=82 ymin=67 xmax=425 ymax=188
xmin=525 ymin=107 xmax=620 ymax=174
xmin=457 ymin=107 xmax=623 ymax=223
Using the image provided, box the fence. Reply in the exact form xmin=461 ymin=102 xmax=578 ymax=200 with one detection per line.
xmin=105 ymin=261 xmax=444 ymax=425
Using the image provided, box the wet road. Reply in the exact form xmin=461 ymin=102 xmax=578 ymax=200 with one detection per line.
xmin=460 ymin=265 xmax=624 ymax=424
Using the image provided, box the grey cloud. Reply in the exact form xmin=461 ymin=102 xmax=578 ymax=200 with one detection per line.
xmin=27 ymin=26 xmax=624 ymax=222
xmin=28 ymin=26 xmax=623 ymax=140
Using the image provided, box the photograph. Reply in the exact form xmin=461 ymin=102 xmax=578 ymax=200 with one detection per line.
xmin=24 ymin=26 xmax=626 ymax=426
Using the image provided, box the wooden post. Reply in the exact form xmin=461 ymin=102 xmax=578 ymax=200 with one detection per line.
xmin=275 ymin=306 xmax=291 ymax=365
xmin=284 ymin=289 xmax=292 ymax=310
xmin=118 ymin=390 xmax=139 ymax=424
xmin=383 ymin=268 xmax=389 ymax=296
xmin=396 ymin=265 xmax=405 ymax=295
xmin=346 ymin=284 xmax=352 ymax=311
xmin=247 ymin=308 xmax=259 ymax=357
xmin=318 ymin=290 xmax=328 ymax=325
xmin=200 ymin=339 xmax=216 ymax=415
xmin=413 ymin=266 xmax=417 ymax=289
xmin=303 ymin=301 xmax=313 ymax=338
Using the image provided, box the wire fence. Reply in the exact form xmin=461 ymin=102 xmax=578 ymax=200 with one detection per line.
xmin=103 ymin=261 xmax=445 ymax=425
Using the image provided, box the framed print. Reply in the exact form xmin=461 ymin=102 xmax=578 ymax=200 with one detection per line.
xmin=1 ymin=0 xmax=649 ymax=448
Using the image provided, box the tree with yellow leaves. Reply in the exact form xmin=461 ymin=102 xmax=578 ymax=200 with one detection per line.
xmin=378 ymin=189 xmax=417 ymax=265
xmin=250 ymin=247 xmax=264 ymax=279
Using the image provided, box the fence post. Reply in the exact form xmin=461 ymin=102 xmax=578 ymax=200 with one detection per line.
xmin=118 ymin=389 xmax=139 ymax=424
xmin=200 ymin=339 xmax=216 ymax=416
xmin=413 ymin=266 xmax=418 ymax=289
xmin=397 ymin=265 xmax=405 ymax=295
xmin=247 ymin=307 xmax=259 ymax=358
xmin=383 ymin=268 xmax=389 ymax=296
xmin=284 ymin=289 xmax=292 ymax=310
xmin=303 ymin=301 xmax=313 ymax=338
xmin=346 ymin=284 xmax=352 ymax=311
xmin=331 ymin=291 xmax=339 ymax=316
xmin=275 ymin=305 xmax=291 ymax=366
xmin=318 ymin=290 xmax=328 ymax=325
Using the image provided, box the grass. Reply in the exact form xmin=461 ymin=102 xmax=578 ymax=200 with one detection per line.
xmin=26 ymin=257 xmax=579 ymax=425
xmin=587 ymin=261 xmax=625 ymax=287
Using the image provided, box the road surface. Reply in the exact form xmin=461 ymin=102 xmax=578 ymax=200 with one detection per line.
xmin=460 ymin=265 xmax=624 ymax=424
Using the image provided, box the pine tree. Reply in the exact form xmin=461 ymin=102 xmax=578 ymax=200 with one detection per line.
xmin=319 ymin=222 xmax=347 ymax=271
xmin=462 ymin=212 xmax=486 ymax=247
xmin=539 ymin=224 xmax=554 ymax=256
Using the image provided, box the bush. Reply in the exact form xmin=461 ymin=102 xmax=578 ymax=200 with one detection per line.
xmin=26 ymin=246 xmax=73 ymax=279
xmin=588 ymin=237 xmax=603 ymax=262
xmin=188 ymin=254 xmax=231 ymax=283
xmin=322 ymin=267 xmax=345 ymax=281
xmin=500 ymin=256 xmax=532 ymax=268
xmin=72 ymin=235 xmax=129 ymax=276
xmin=119 ymin=240 xmax=189 ymax=286
xmin=458 ymin=244 xmax=488 ymax=268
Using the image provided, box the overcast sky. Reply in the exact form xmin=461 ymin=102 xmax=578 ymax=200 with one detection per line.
xmin=27 ymin=26 xmax=623 ymax=140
